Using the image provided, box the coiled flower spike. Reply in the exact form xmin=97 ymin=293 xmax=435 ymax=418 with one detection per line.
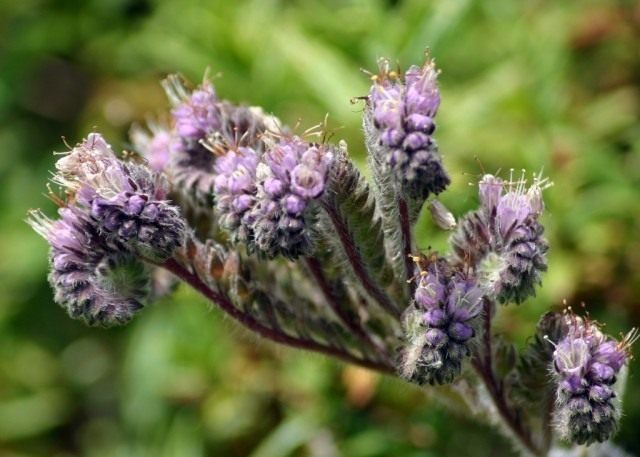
xmin=366 ymin=56 xmax=450 ymax=200
xmin=27 ymin=207 xmax=149 ymax=326
xmin=550 ymin=312 xmax=637 ymax=445
xmin=451 ymin=170 xmax=550 ymax=304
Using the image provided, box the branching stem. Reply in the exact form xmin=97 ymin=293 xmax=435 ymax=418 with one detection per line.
xmin=320 ymin=200 xmax=401 ymax=319
xmin=161 ymin=257 xmax=395 ymax=375
xmin=471 ymin=299 xmax=542 ymax=457
xmin=304 ymin=257 xmax=391 ymax=360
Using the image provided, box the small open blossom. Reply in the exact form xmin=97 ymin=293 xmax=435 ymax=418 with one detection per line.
xmin=551 ymin=313 xmax=637 ymax=445
xmin=130 ymin=122 xmax=176 ymax=173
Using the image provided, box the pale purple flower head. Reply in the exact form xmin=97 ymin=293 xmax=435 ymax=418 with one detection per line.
xmin=400 ymin=257 xmax=483 ymax=385
xmin=53 ymin=133 xmax=185 ymax=261
xmin=250 ymin=135 xmax=333 ymax=258
xmin=452 ymin=172 xmax=550 ymax=304
xmin=172 ymin=81 xmax=221 ymax=140
xmin=130 ymin=123 xmax=177 ymax=173
xmin=213 ymin=146 xmax=260 ymax=243
xmin=551 ymin=313 xmax=636 ymax=445
xmin=367 ymin=57 xmax=450 ymax=199
xmin=28 ymin=207 xmax=148 ymax=327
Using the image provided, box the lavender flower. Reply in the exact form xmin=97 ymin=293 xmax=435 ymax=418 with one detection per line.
xmin=55 ymin=133 xmax=185 ymax=262
xmin=162 ymin=76 xmax=273 ymax=206
xmin=400 ymin=256 xmax=483 ymax=385
xmin=451 ymin=172 xmax=549 ymax=304
xmin=551 ymin=314 xmax=636 ymax=445
xmin=172 ymin=80 xmax=221 ymax=140
xmin=213 ymin=145 xmax=259 ymax=244
xmin=366 ymin=57 xmax=450 ymax=200
xmin=28 ymin=207 xmax=148 ymax=327
xmin=249 ymin=135 xmax=333 ymax=258
xmin=130 ymin=122 xmax=176 ymax=173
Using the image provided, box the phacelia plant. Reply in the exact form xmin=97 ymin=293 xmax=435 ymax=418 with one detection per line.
xmin=29 ymin=54 xmax=635 ymax=456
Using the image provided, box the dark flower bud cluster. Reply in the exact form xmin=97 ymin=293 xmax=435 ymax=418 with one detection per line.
xmin=29 ymin=133 xmax=186 ymax=326
xmin=400 ymin=257 xmax=483 ymax=385
xmin=451 ymin=172 xmax=549 ymax=304
xmin=249 ymin=135 xmax=333 ymax=259
xmin=366 ymin=57 xmax=450 ymax=200
xmin=550 ymin=313 xmax=637 ymax=445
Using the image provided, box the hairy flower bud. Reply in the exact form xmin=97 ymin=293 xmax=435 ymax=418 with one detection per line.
xmin=365 ymin=57 xmax=450 ymax=200
xmin=55 ymin=133 xmax=185 ymax=261
xmin=28 ymin=208 xmax=148 ymax=326
xmin=249 ymin=135 xmax=333 ymax=258
xmin=213 ymin=145 xmax=259 ymax=244
xmin=400 ymin=257 xmax=483 ymax=385
xmin=551 ymin=313 xmax=636 ymax=445
xmin=162 ymin=75 xmax=273 ymax=206
xmin=451 ymin=171 xmax=550 ymax=304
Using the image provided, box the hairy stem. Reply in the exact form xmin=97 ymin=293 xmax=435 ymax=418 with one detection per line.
xmin=471 ymin=299 xmax=542 ymax=456
xmin=304 ymin=257 xmax=390 ymax=361
xmin=320 ymin=200 xmax=401 ymax=319
xmin=398 ymin=197 xmax=415 ymax=294
xmin=161 ymin=257 xmax=394 ymax=374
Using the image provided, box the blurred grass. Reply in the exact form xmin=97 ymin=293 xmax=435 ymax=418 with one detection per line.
xmin=0 ymin=0 xmax=639 ymax=455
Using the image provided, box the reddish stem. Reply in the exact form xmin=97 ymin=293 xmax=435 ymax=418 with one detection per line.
xmin=161 ymin=257 xmax=394 ymax=375
xmin=320 ymin=200 xmax=400 ymax=319
xmin=471 ymin=299 xmax=542 ymax=456
xmin=305 ymin=257 xmax=390 ymax=359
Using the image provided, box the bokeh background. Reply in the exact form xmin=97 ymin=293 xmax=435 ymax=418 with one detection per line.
xmin=1 ymin=0 xmax=639 ymax=455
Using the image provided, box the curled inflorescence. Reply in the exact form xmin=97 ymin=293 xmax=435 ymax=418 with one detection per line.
xmin=451 ymin=171 xmax=550 ymax=304
xmin=250 ymin=135 xmax=333 ymax=259
xmin=28 ymin=53 xmax=635 ymax=453
xmin=550 ymin=313 xmax=636 ymax=445
xmin=365 ymin=58 xmax=450 ymax=200
xmin=29 ymin=133 xmax=186 ymax=326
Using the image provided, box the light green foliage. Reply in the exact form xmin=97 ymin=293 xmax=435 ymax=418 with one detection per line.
xmin=1 ymin=0 xmax=638 ymax=455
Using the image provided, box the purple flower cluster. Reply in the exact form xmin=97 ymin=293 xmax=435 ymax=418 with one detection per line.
xmin=367 ymin=58 xmax=450 ymax=199
xmin=28 ymin=207 xmax=148 ymax=326
xmin=213 ymin=146 xmax=260 ymax=244
xmin=29 ymin=133 xmax=186 ymax=326
xmin=400 ymin=257 xmax=483 ymax=385
xmin=155 ymin=77 xmax=272 ymax=207
xmin=451 ymin=172 xmax=549 ymax=304
xmin=59 ymin=134 xmax=185 ymax=261
xmin=551 ymin=314 xmax=634 ymax=445
xmin=250 ymin=136 xmax=333 ymax=258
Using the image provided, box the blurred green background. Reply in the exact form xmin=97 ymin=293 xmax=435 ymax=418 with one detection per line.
xmin=1 ymin=0 xmax=639 ymax=455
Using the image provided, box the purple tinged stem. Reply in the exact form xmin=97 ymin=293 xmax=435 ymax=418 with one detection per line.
xmin=320 ymin=199 xmax=401 ymax=320
xmin=470 ymin=298 xmax=543 ymax=457
xmin=304 ymin=257 xmax=390 ymax=360
xmin=161 ymin=257 xmax=395 ymax=374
